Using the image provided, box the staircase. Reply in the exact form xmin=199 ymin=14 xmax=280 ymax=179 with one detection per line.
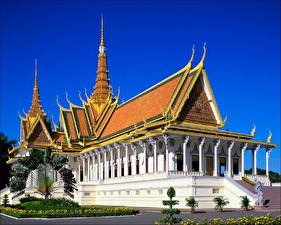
xmin=236 ymin=180 xmax=281 ymax=209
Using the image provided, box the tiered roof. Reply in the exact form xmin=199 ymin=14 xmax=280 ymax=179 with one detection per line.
xmin=8 ymin=18 xmax=276 ymax=162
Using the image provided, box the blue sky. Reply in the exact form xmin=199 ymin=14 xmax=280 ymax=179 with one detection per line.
xmin=1 ymin=1 xmax=280 ymax=173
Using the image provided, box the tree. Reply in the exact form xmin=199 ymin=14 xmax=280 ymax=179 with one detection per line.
xmin=213 ymin=196 xmax=229 ymax=212
xmin=10 ymin=148 xmax=77 ymax=199
xmin=2 ymin=194 xmax=9 ymax=206
xmin=240 ymin=196 xmax=251 ymax=211
xmin=160 ymin=186 xmax=181 ymax=224
xmin=185 ymin=196 xmax=198 ymax=213
xmin=0 ymin=132 xmax=16 ymax=189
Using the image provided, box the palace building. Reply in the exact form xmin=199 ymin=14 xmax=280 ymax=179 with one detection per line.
xmin=6 ymin=17 xmax=277 ymax=208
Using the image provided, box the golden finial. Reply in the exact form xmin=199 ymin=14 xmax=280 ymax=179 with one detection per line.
xmin=99 ymin=14 xmax=105 ymax=53
xmin=18 ymin=112 xmax=25 ymax=120
xmin=65 ymin=92 xmax=71 ymax=105
xmin=79 ymin=90 xmax=87 ymax=103
xmin=222 ymin=115 xmax=227 ymax=126
xmin=84 ymin=88 xmax=90 ymax=101
xmin=267 ymin=130 xmax=272 ymax=143
xmin=251 ymin=124 xmax=256 ymax=136
xmin=22 ymin=108 xmax=28 ymax=117
xmin=56 ymin=95 xmax=65 ymax=109
xmin=185 ymin=44 xmax=195 ymax=68
xmin=192 ymin=42 xmax=207 ymax=71
xmin=34 ymin=58 xmax=38 ymax=88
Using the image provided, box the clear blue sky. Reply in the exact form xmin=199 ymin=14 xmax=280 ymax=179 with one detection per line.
xmin=1 ymin=1 xmax=280 ymax=173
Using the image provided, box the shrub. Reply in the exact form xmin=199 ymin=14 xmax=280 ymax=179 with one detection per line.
xmin=160 ymin=186 xmax=181 ymax=224
xmin=19 ymin=195 xmax=40 ymax=203
xmin=213 ymin=196 xmax=229 ymax=212
xmin=240 ymin=196 xmax=251 ymax=211
xmin=185 ymin=196 xmax=198 ymax=213
xmin=19 ymin=198 xmax=79 ymax=210
xmin=242 ymin=176 xmax=256 ymax=186
xmin=2 ymin=194 xmax=9 ymax=207
xmin=0 ymin=205 xmax=137 ymax=218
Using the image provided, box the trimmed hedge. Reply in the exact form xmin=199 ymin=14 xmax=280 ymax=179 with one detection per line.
xmin=19 ymin=198 xmax=79 ymax=210
xmin=242 ymin=176 xmax=256 ymax=186
xmin=0 ymin=206 xmax=137 ymax=218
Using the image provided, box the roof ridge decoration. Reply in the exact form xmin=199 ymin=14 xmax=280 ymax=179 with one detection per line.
xmin=28 ymin=58 xmax=46 ymax=118
xmin=90 ymin=15 xmax=113 ymax=112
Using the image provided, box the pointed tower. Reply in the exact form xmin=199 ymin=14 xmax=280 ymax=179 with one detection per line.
xmin=90 ymin=15 xmax=112 ymax=111
xmin=28 ymin=59 xmax=46 ymax=120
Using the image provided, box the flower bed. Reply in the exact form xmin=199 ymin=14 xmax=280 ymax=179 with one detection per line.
xmin=0 ymin=206 xmax=137 ymax=218
xmin=177 ymin=214 xmax=281 ymax=225
xmin=242 ymin=176 xmax=256 ymax=186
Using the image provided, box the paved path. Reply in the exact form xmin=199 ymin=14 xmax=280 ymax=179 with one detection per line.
xmin=1 ymin=209 xmax=280 ymax=225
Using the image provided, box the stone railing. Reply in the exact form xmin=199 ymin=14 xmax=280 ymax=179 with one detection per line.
xmin=244 ymin=174 xmax=270 ymax=186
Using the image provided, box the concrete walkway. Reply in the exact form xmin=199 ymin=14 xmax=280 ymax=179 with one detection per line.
xmin=1 ymin=209 xmax=280 ymax=225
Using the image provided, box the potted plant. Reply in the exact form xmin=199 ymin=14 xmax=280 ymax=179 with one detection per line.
xmin=185 ymin=196 xmax=198 ymax=213
xmin=213 ymin=196 xmax=229 ymax=212
xmin=240 ymin=195 xmax=251 ymax=211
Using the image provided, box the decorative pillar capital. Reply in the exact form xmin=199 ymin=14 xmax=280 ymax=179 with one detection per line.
xmin=163 ymin=134 xmax=170 ymax=146
xmin=266 ymin=148 xmax=272 ymax=155
xmin=139 ymin=140 xmax=147 ymax=151
xmin=182 ymin=135 xmax=190 ymax=145
xmin=241 ymin=142 xmax=248 ymax=151
xmin=254 ymin=144 xmax=260 ymax=152
xmin=199 ymin=137 xmax=206 ymax=147
xmin=113 ymin=142 xmax=121 ymax=150
xmin=214 ymin=139 xmax=221 ymax=148
xmin=149 ymin=137 xmax=157 ymax=146
xmin=131 ymin=143 xmax=137 ymax=153
xmin=228 ymin=140 xmax=235 ymax=150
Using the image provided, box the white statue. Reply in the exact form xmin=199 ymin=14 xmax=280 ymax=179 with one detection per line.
xmin=254 ymin=177 xmax=264 ymax=206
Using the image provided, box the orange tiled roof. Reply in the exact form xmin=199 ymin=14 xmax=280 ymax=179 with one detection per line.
xmin=72 ymin=107 xmax=91 ymax=137
xmin=63 ymin=111 xmax=78 ymax=140
xmin=100 ymin=72 xmax=185 ymax=138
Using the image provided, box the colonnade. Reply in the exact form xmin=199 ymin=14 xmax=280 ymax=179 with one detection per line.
xmin=76 ymin=135 xmax=272 ymax=183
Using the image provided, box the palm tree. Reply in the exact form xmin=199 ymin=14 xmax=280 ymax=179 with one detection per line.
xmin=10 ymin=148 xmax=77 ymax=199
xmin=0 ymin=132 xmax=16 ymax=189
xmin=240 ymin=196 xmax=251 ymax=211
xmin=185 ymin=196 xmax=198 ymax=213
xmin=213 ymin=196 xmax=229 ymax=212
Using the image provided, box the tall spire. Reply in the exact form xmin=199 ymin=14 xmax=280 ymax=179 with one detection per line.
xmin=29 ymin=58 xmax=45 ymax=118
xmin=90 ymin=15 xmax=112 ymax=108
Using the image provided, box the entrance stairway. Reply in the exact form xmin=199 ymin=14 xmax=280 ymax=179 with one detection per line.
xmin=236 ymin=180 xmax=281 ymax=209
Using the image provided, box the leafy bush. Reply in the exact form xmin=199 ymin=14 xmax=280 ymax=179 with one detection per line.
xmin=2 ymin=194 xmax=9 ymax=207
xmin=240 ymin=196 xmax=251 ymax=211
xmin=19 ymin=198 xmax=79 ymax=210
xmin=160 ymin=186 xmax=181 ymax=224
xmin=213 ymin=196 xmax=229 ymax=212
xmin=19 ymin=195 xmax=40 ymax=203
xmin=0 ymin=205 xmax=137 ymax=218
xmin=185 ymin=196 xmax=198 ymax=213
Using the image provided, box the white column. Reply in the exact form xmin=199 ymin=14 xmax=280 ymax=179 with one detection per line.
xmin=123 ymin=144 xmax=129 ymax=176
xmin=241 ymin=143 xmax=248 ymax=177
xmin=199 ymin=138 xmax=206 ymax=175
xmin=183 ymin=136 xmax=190 ymax=172
xmin=114 ymin=143 xmax=121 ymax=177
xmin=91 ymin=153 xmax=95 ymax=181
xmin=103 ymin=150 xmax=108 ymax=179
xmin=110 ymin=148 xmax=114 ymax=178
xmin=82 ymin=156 xmax=86 ymax=182
xmin=227 ymin=141 xmax=235 ymax=177
xmin=139 ymin=140 xmax=147 ymax=174
xmin=266 ymin=148 xmax=271 ymax=177
xmin=213 ymin=139 xmax=221 ymax=176
xmin=87 ymin=154 xmax=90 ymax=182
xmin=77 ymin=157 xmax=81 ymax=182
xmin=149 ymin=137 xmax=157 ymax=173
xmin=163 ymin=134 xmax=170 ymax=173
xmin=253 ymin=145 xmax=260 ymax=176
xmin=97 ymin=152 xmax=101 ymax=180
xmin=131 ymin=144 xmax=137 ymax=175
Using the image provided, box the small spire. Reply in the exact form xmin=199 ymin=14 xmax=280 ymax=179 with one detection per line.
xmin=29 ymin=59 xmax=45 ymax=117
xmin=99 ymin=14 xmax=105 ymax=53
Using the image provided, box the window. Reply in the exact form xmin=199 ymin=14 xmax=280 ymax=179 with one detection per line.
xmin=127 ymin=190 xmax=130 ymax=195
xmin=147 ymin=190 xmax=151 ymax=195
xmin=83 ymin=192 xmax=90 ymax=196
xmin=213 ymin=188 xmax=219 ymax=194
xmin=158 ymin=189 xmax=163 ymax=194
xmin=136 ymin=190 xmax=140 ymax=195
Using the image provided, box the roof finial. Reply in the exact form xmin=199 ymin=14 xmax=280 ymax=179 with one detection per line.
xmin=34 ymin=58 xmax=38 ymax=88
xmin=99 ymin=14 xmax=105 ymax=53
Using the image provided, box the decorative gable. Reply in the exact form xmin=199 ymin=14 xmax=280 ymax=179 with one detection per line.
xmin=27 ymin=119 xmax=51 ymax=144
xmin=178 ymin=77 xmax=218 ymax=126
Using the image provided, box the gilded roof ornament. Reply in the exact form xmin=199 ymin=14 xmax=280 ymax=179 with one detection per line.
xmin=84 ymin=88 xmax=90 ymax=101
xmin=267 ymin=130 xmax=272 ymax=143
xmin=193 ymin=42 xmax=207 ymax=71
xmin=56 ymin=95 xmax=66 ymax=110
xmin=251 ymin=124 xmax=256 ymax=136
xmin=79 ymin=90 xmax=87 ymax=104
xmin=222 ymin=115 xmax=227 ymax=126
